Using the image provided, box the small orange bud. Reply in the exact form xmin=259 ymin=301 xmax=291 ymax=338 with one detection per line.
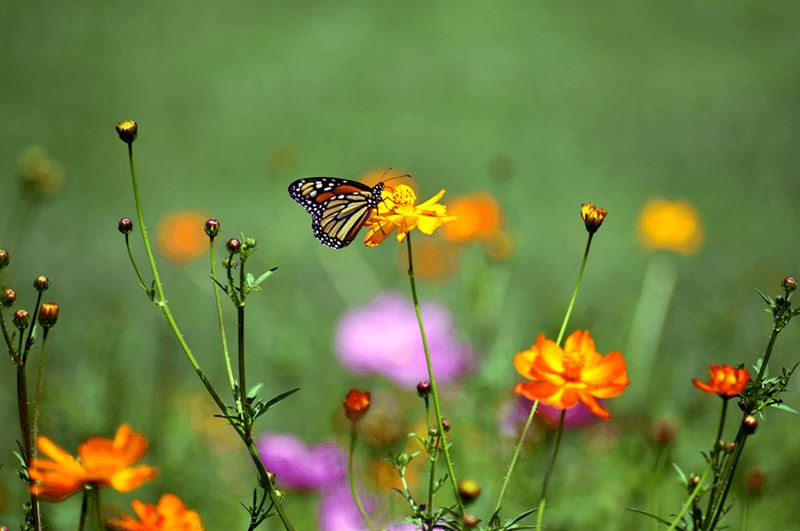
xmin=745 ymin=468 xmax=766 ymax=495
xmin=13 ymin=309 xmax=29 ymax=330
xmin=0 ymin=249 xmax=9 ymax=269
xmin=1 ymin=287 xmax=16 ymax=307
xmin=33 ymin=275 xmax=49 ymax=292
xmin=580 ymin=202 xmax=607 ymax=234
xmin=463 ymin=514 xmax=480 ymax=528
xmin=742 ymin=414 xmax=758 ymax=435
xmin=38 ymin=302 xmax=59 ymax=328
xmin=115 ymin=120 xmax=138 ymax=144
xmin=343 ymin=389 xmax=371 ymax=422
xmin=457 ymin=478 xmax=481 ymax=504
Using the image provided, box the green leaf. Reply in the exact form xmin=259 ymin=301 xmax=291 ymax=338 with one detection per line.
xmin=756 ymin=288 xmax=773 ymax=306
xmin=246 ymin=272 xmax=255 ymax=287
xmin=672 ymin=463 xmax=688 ymax=486
xmin=770 ymin=402 xmax=799 ymax=415
xmin=254 ymin=268 xmax=278 ymax=286
xmin=247 ymin=383 xmax=264 ymax=400
xmin=263 ymin=387 xmax=301 ymax=412
xmin=501 ymin=507 xmax=539 ymax=529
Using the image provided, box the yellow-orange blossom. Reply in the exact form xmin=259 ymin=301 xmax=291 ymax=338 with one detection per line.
xmin=109 ymin=494 xmax=204 ymax=531
xmin=363 ymin=184 xmax=456 ymax=246
xmin=514 ymin=330 xmax=628 ymax=420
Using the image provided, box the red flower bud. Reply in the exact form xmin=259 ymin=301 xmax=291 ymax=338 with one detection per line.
xmin=783 ymin=276 xmax=797 ymax=293
xmin=1 ymin=287 xmax=16 ymax=307
xmin=13 ymin=310 xmax=29 ymax=330
xmin=226 ymin=238 xmax=241 ymax=254
xmin=118 ymin=217 xmax=134 ymax=234
xmin=343 ymin=389 xmax=371 ymax=422
xmin=742 ymin=414 xmax=758 ymax=435
xmin=204 ymin=218 xmax=220 ymax=239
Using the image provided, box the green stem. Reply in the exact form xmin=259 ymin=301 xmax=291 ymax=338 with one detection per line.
xmin=755 ymin=327 xmax=779 ymax=382
xmin=77 ymin=485 xmax=102 ymax=531
xmin=22 ymin=291 xmax=42 ymax=364
xmin=493 ymin=232 xmax=595 ymax=517
xmin=0 ymin=307 xmax=21 ymax=365
xmin=426 ymin=398 xmax=436 ymax=521
xmin=534 ymin=409 xmax=566 ymax=529
xmin=237 ymin=268 xmax=247 ymax=406
xmin=405 ymin=235 xmax=465 ymax=516
xmin=124 ymin=233 xmax=150 ymax=295
xmin=667 ymin=461 xmax=712 ymax=531
xmin=348 ymin=427 xmax=377 ymax=531
xmin=210 ymin=240 xmax=237 ymax=399
xmin=31 ymin=328 xmax=50 ymax=455
xmin=16 ymin=330 xmax=42 ymax=531
xmin=124 ymin=141 xmax=295 ymax=531
xmin=704 ymin=397 xmax=729 ymax=522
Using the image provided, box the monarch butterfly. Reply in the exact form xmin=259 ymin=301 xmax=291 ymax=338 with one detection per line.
xmin=288 ymin=177 xmax=385 ymax=249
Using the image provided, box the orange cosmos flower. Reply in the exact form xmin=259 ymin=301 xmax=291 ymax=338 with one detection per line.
xmin=156 ymin=210 xmax=209 ymax=263
xmin=29 ymin=424 xmax=158 ymax=501
xmin=343 ymin=389 xmax=371 ymax=422
xmin=442 ymin=192 xmax=503 ymax=242
xmin=513 ymin=331 xmax=628 ymax=420
xmin=692 ymin=364 xmax=750 ymax=397
xmin=109 ymin=494 xmax=204 ymax=531
xmin=363 ymin=185 xmax=456 ymax=246
xmin=636 ymin=198 xmax=703 ymax=255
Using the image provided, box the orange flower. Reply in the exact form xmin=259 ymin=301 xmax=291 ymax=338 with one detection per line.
xmin=156 ymin=210 xmax=208 ymax=263
xmin=580 ymin=202 xmax=607 ymax=234
xmin=442 ymin=192 xmax=503 ymax=242
xmin=513 ymin=331 xmax=628 ymax=420
xmin=363 ymin=185 xmax=456 ymax=246
xmin=343 ymin=389 xmax=371 ymax=422
xmin=109 ymin=494 xmax=204 ymax=531
xmin=29 ymin=424 xmax=158 ymax=501
xmin=692 ymin=364 xmax=749 ymax=397
xmin=636 ymin=198 xmax=703 ymax=255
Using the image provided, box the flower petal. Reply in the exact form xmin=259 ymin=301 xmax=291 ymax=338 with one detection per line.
xmin=578 ymin=393 xmax=611 ymax=420
xmin=110 ymin=465 xmax=158 ymax=492
xmin=564 ymin=330 xmax=595 ymax=357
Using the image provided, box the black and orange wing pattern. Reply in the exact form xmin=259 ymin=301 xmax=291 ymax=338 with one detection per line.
xmin=288 ymin=177 xmax=385 ymax=249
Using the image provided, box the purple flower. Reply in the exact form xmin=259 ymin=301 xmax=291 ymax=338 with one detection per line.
xmin=318 ymin=481 xmax=375 ymax=531
xmin=503 ymin=396 xmax=600 ymax=435
xmin=256 ymin=433 xmax=346 ymax=491
xmin=335 ymin=292 xmax=475 ymax=388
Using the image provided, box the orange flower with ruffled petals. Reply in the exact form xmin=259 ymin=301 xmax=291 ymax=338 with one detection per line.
xmin=363 ymin=185 xmax=456 ymax=246
xmin=692 ymin=364 xmax=749 ymax=397
xmin=513 ymin=331 xmax=628 ymax=420
xmin=109 ymin=494 xmax=204 ymax=531
xmin=29 ymin=424 xmax=158 ymax=501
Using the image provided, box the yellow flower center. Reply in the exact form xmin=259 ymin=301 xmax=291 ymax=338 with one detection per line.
xmin=562 ymin=351 xmax=586 ymax=382
xmin=391 ymin=184 xmax=417 ymax=206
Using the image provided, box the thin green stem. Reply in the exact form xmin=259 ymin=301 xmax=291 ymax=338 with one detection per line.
xmin=22 ymin=291 xmax=42 ymax=364
xmin=668 ymin=461 xmax=713 ymax=531
xmin=77 ymin=485 xmax=102 ymax=531
xmin=31 ymin=328 xmax=50 ymax=455
xmin=405 ymin=234 xmax=465 ymax=516
xmin=755 ymin=327 xmax=779 ymax=382
xmin=534 ymin=409 xmax=566 ymax=530
xmin=16 ymin=331 xmax=42 ymax=531
xmin=210 ymin=240 xmax=236 ymax=397
xmin=0 ymin=307 xmax=21 ymax=365
xmin=425 ymin=398 xmax=435 ymax=522
xmin=348 ymin=427 xmax=377 ymax=531
xmin=124 ymin=141 xmax=295 ymax=531
xmin=124 ymin=233 xmax=150 ymax=295
xmin=237 ymin=258 xmax=247 ymax=405
xmin=704 ymin=398 xmax=729 ymax=521
xmin=493 ymin=232 xmax=595 ymax=518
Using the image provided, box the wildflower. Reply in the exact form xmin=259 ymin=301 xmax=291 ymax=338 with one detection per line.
xmin=29 ymin=424 xmax=157 ymax=501
xmin=442 ymin=192 xmax=503 ymax=242
xmin=503 ymin=396 xmax=599 ymax=436
xmin=335 ymin=293 xmax=474 ymax=388
xmin=256 ymin=433 xmax=346 ymax=491
xmin=416 ymin=380 xmax=431 ymax=397
xmin=692 ymin=364 xmax=749 ymax=397
xmin=37 ymin=302 xmax=59 ymax=328
xmin=343 ymin=390 xmax=371 ymax=422
xmin=580 ymin=202 xmax=607 ymax=234
xmin=636 ymin=198 xmax=703 ymax=255
xmin=116 ymin=120 xmax=138 ymax=144
xmin=363 ymin=184 xmax=456 ymax=246
xmin=109 ymin=494 xmax=203 ymax=531
xmin=155 ymin=211 xmax=208 ymax=263
xmin=513 ymin=331 xmax=629 ymax=420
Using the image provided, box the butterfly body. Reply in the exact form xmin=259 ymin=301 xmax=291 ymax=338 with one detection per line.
xmin=288 ymin=177 xmax=385 ymax=248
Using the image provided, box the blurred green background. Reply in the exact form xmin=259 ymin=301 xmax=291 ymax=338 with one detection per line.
xmin=1 ymin=1 xmax=799 ymax=529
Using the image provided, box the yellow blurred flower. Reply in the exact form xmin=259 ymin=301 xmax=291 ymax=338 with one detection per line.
xmin=363 ymin=185 xmax=456 ymax=246
xmin=396 ymin=238 xmax=458 ymax=282
xmin=636 ymin=199 xmax=703 ymax=255
xmin=19 ymin=147 xmax=64 ymax=197
xmin=442 ymin=192 xmax=503 ymax=243
xmin=156 ymin=211 xmax=208 ymax=263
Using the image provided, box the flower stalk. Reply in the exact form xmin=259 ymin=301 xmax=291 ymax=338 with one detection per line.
xmin=535 ymin=409 xmax=566 ymax=530
xmin=348 ymin=426 xmax=377 ymax=531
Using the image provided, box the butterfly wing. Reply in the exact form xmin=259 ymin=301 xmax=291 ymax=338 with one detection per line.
xmin=288 ymin=177 xmax=384 ymax=248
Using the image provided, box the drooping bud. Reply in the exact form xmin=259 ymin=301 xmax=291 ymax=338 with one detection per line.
xmin=742 ymin=414 xmax=758 ymax=435
xmin=580 ymin=202 xmax=608 ymax=234
xmin=416 ymin=380 xmax=431 ymax=398
xmin=343 ymin=389 xmax=371 ymax=422
xmin=1 ymin=287 xmax=16 ymax=306
xmin=783 ymin=276 xmax=797 ymax=293
xmin=204 ymin=218 xmax=220 ymax=240
xmin=0 ymin=249 xmax=9 ymax=270
xmin=441 ymin=418 xmax=451 ymax=432
xmin=226 ymin=238 xmax=242 ymax=254
xmin=118 ymin=217 xmax=134 ymax=234
xmin=115 ymin=120 xmax=138 ymax=144
xmin=457 ymin=478 xmax=481 ymax=505
xmin=33 ymin=275 xmax=49 ymax=292
xmin=38 ymin=302 xmax=59 ymax=328
xmin=13 ymin=310 xmax=29 ymax=330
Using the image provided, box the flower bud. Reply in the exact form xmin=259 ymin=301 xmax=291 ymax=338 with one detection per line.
xmin=416 ymin=380 xmax=431 ymax=398
xmin=742 ymin=414 xmax=758 ymax=435
xmin=118 ymin=217 xmax=133 ymax=234
xmin=441 ymin=418 xmax=451 ymax=432
xmin=783 ymin=276 xmax=797 ymax=293
xmin=1 ymin=287 xmax=16 ymax=306
xmin=745 ymin=468 xmax=766 ymax=495
xmin=457 ymin=478 xmax=481 ymax=505
xmin=463 ymin=514 xmax=480 ymax=528
xmin=0 ymin=249 xmax=9 ymax=270
xmin=649 ymin=418 xmax=677 ymax=446
xmin=226 ymin=238 xmax=241 ymax=254
xmin=33 ymin=275 xmax=49 ymax=292
xmin=115 ymin=119 xmax=138 ymax=144
xmin=244 ymin=237 xmax=257 ymax=249
xmin=726 ymin=441 xmax=736 ymax=453
xmin=204 ymin=218 xmax=220 ymax=240
xmin=688 ymin=474 xmax=701 ymax=491
xmin=13 ymin=310 xmax=29 ymax=330
xmin=38 ymin=302 xmax=59 ymax=328
xmin=428 ymin=427 xmax=438 ymax=438
xmin=222 ymin=258 xmax=232 ymax=269
xmin=580 ymin=202 xmax=608 ymax=234
xmin=343 ymin=389 xmax=371 ymax=422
